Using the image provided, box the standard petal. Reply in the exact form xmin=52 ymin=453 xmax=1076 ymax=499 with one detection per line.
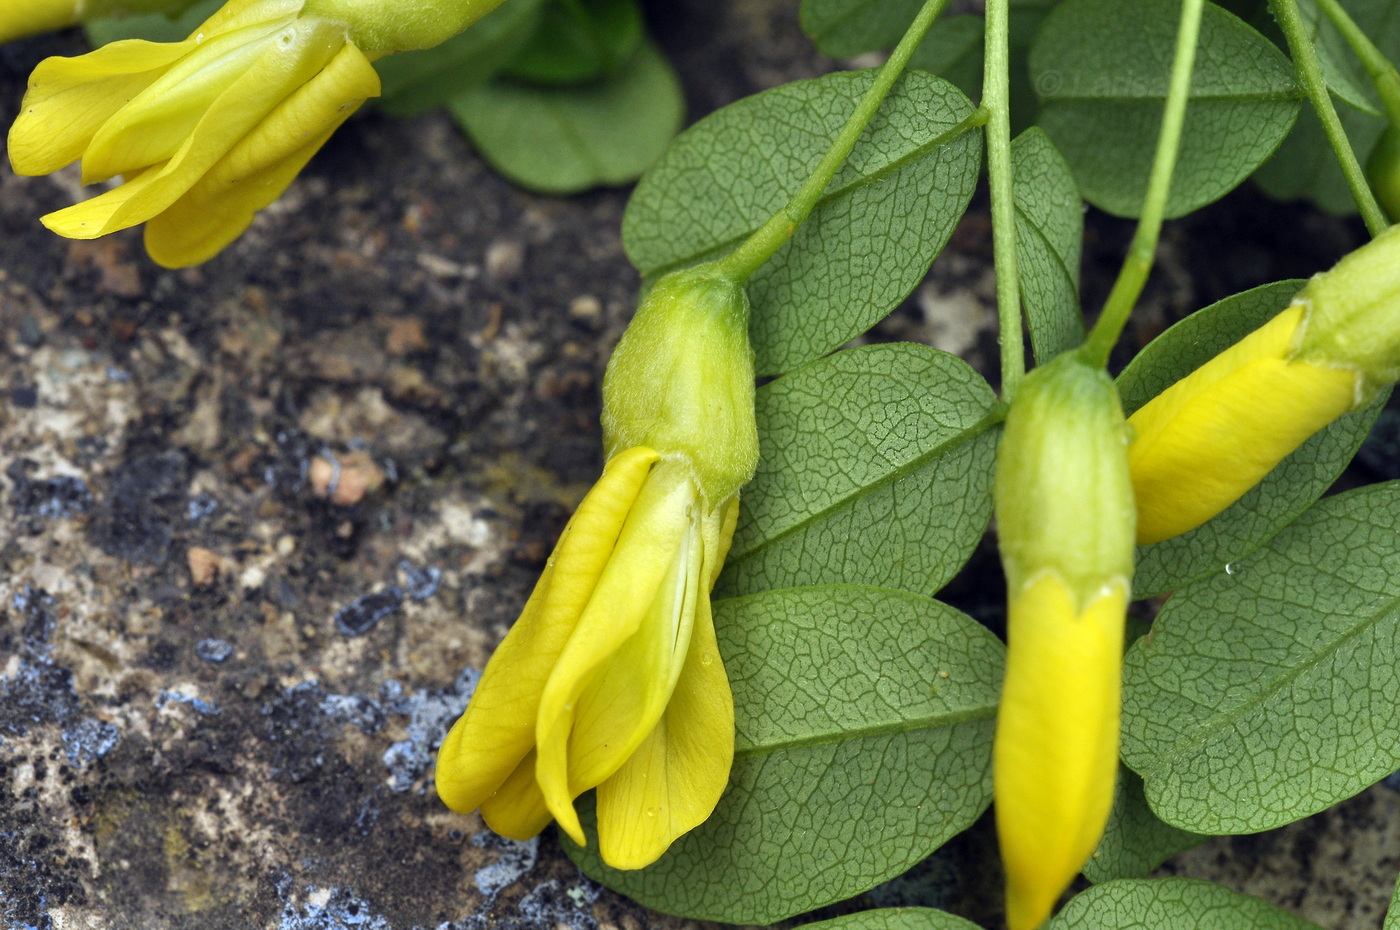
xmin=996 ymin=572 xmax=1125 ymax=930
xmin=0 ymin=0 xmax=79 ymax=47
xmin=534 ymin=461 xmax=697 ymax=845
xmin=595 ymin=573 xmax=734 ymax=870
xmin=144 ymin=42 xmax=380 ymax=267
xmin=478 ymin=750 xmax=553 ymax=841
xmin=434 ymin=447 xmax=658 ymax=816
xmin=7 ymin=38 xmax=197 ymax=175
xmin=1128 ymin=305 xmax=1357 ymax=544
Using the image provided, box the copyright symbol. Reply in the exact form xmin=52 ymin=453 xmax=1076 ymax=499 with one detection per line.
xmin=1035 ymin=69 xmax=1064 ymax=97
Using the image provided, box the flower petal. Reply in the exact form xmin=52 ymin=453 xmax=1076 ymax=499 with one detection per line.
xmin=996 ymin=572 xmax=1125 ymax=930
xmin=7 ymin=38 xmax=198 ymax=175
xmin=41 ymin=16 xmax=345 ymax=240
xmin=595 ymin=543 xmax=734 ymax=870
xmin=0 ymin=0 xmax=78 ymax=51
xmin=144 ymin=41 xmax=379 ymax=267
xmin=1128 ymin=305 xmax=1358 ymax=544
xmin=478 ymin=749 xmax=553 ymax=841
xmin=535 ymin=460 xmax=698 ymax=845
xmin=434 ymin=447 xmax=659 ymax=817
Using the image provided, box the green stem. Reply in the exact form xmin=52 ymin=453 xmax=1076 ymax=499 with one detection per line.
xmin=1082 ymin=0 xmax=1205 ymax=368
xmin=1311 ymin=0 xmax=1400 ymax=127
xmin=1270 ymin=0 xmax=1387 ymax=236
xmin=983 ymin=0 xmax=1022 ymax=400
xmin=714 ymin=0 xmax=951 ymax=283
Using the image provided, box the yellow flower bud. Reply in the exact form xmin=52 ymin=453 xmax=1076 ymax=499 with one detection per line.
xmin=993 ymin=353 xmax=1134 ymax=930
xmin=435 ymin=448 xmax=739 ymax=870
xmin=7 ymin=0 xmax=381 ymax=267
xmin=0 ymin=0 xmax=81 ymax=44
xmin=601 ymin=263 xmax=759 ymax=506
xmin=1127 ymin=305 xmax=1358 ymax=545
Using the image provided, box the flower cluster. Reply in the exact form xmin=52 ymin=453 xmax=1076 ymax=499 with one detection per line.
xmin=436 ymin=264 xmax=758 ymax=870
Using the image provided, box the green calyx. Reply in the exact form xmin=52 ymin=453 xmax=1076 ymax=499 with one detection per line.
xmin=301 ymin=0 xmax=504 ymax=53
xmin=1295 ymin=222 xmax=1400 ymax=393
xmin=994 ymin=352 xmax=1135 ymax=604
xmin=601 ymin=263 xmax=759 ymax=506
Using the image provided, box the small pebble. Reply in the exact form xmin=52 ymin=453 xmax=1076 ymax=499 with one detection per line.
xmin=568 ymin=295 xmax=602 ymax=325
xmin=399 ymin=561 xmax=441 ymax=601
xmin=187 ymin=547 xmax=220 ymax=587
xmin=334 ymin=587 xmax=404 ymax=637
xmin=194 ymin=639 xmax=234 ymax=663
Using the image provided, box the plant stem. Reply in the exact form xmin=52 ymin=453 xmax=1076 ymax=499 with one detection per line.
xmin=1311 ymin=0 xmax=1400 ymax=127
xmin=1082 ymin=0 xmax=1205 ymax=368
xmin=1270 ymin=0 xmax=1387 ymax=236
xmin=982 ymin=0 xmax=1022 ymax=400
xmin=714 ymin=0 xmax=951 ymax=283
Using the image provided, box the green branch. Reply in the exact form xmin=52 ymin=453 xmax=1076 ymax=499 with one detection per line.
xmin=1082 ymin=0 xmax=1205 ymax=368
xmin=715 ymin=0 xmax=952 ymax=283
xmin=1311 ymin=0 xmax=1400 ymax=128
xmin=1270 ymin=0 xmax=1387 ymax=236
xmin=983 ymin=0 xmax=1023 ymax=400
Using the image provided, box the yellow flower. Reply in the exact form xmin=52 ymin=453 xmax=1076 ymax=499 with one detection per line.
xmin=6 ymin=0 xmax=381 ymax=268
xmin=993 ymin=353 xmax=1135 ymax=930
xmin=435 ymin=447 xmax=738 ymax=870
xmin=1127 ymin=305 xmax=1357 ymax=545
xmin=437 ymin=263 xmax=758 ymax=869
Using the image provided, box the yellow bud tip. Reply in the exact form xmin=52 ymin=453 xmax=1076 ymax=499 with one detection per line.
xmin=0 ymin=0 xmax=78 ymax=44
xmin=996 ymin=574 xmax=1126 ymax=930
xmin=1128 ymin=305 xmax=1359 ymax=545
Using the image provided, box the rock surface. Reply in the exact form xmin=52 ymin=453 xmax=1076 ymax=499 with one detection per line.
xmin=0 ymin=2 xmax=1395 ymax=929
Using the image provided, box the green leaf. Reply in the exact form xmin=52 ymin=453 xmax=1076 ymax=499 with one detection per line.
xmin=623 ymin=70 xmax=983 ymax=375
xmin=1082 ymin=767 xmax=1205 ymax=884
xmin=1295 ymin=0 xmax=1383 ymax=116
xmin=1254 ymin=92 xmax=1387 ymax=215
xmin=716 ymin=343 xmax=999 ymax=600
xmin=83 ymin=0 xmax=219 ymax=44
xmin=1117 ymin=280 xmax=1386 ymax=599
xmin=1046 ymin=878 xmax=1323 ymax=928
xmin=908 ymin=14 xmax=985 ymax=99
xmin=499 ymin=0 xmax=643 ymax=86
xmin=1012 ymin=127 xmax=1084 ymax=364
xmin=1387 ymin=871 xmax=1400 ymax=930
xmin=447 ymin=37 xmax=683 ymax=195
xmin=799 ymin=0 xmax=926 ymax=57
xmin=372 ymin=0 xmax=545 ymax=117
xmin=568 ymin=585 xmax=1004 ymax=924
xmin=1122 ymin=482 xmax=1400 ymax=833
xmin=800 ymin=909 xmax=984 ymax=930
xmin=1029 ymin=0 xmax=1300 ymax=218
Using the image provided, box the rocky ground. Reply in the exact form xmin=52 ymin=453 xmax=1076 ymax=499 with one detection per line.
xmin=0 ymin=1 xmax=1397 ymax=929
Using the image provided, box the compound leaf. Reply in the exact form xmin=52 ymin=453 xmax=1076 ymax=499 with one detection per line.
xmin=799 ymin=0 xmax=926 ymax=56
xmin=1117 ymin=280 xmax=1385 ymax=599
xmin=801 ymin=909 xmax=984 ymax=930
xmin=568 ymin=585 xmax=1003 ymax=924
xmin=623 ymin=70 xmax=983 ymax=375
xmin=716 ymin=343 xmax=999 ymax=599
xmin=1122 ymin=482 xmax=1400 ymax=833
xmin=1030 ymin=0 xmax=1300 ymax=218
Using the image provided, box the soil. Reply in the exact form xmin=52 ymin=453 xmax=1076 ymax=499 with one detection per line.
xmin=0 ymin=2 xmax=1395 ymax=929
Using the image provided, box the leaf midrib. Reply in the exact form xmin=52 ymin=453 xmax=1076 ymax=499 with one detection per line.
xmin=736 ymin=702 xmax=997 ymax=758
xmin=637 ymin=107 xmax=987 ymax=280
xmin=1137 ymin=586 xmax=1400 ymax=778
xmin=727 ymin=406 xmax=1003 ymax=564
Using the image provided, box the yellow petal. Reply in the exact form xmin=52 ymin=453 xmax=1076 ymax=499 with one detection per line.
xmin=478 ymin=750 xmax=553 ymax=841
xmin=596 ymin=540 xmax=734 ymax=870
xmin=996 ymin=572 xmax=1125 ymax=930
xmin=144 ymin=41 xmax=380 ymax=267
xmin=82 ymin=17 xmax=296 ymax=182
xmin=535 ymin=460 xmax=698 ymax=845
xmin=1128 ymin=305 xmax=1359 ymax=544
xmin=41 ymin=16 xmax=346 ymax=241
xmin=434 ymin=447 xmax=659 ymax=816
xmin=0 ymin=0 xmax=79 ymax=46
xmin=8 ymin=38 xmax=198 ymax=175
xmin=706 ymin=494 xmax=740 ymax=590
